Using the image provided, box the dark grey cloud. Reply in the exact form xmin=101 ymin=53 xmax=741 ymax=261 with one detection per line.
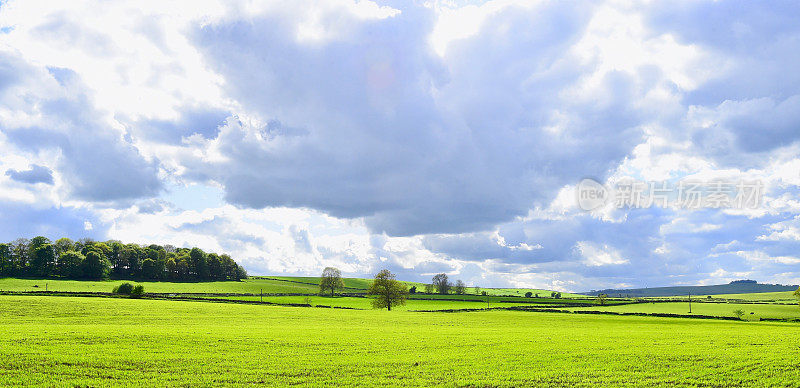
xmin=5 ymin=164 xmax=53 ymax=184
xmin=421 ymin=202 xmax=800 ymax=289
xmin=641 ymin=1 xmax=800 ymax=169
xmin=135 ymin=199 xmax=172 ymax=214
xmin=187 ymin=2 xmax=646 ymax=236
xmin=122 ymin=105 xmax=229 ymax=143
xmin=645 ymin=1 xmax=800 ymax=104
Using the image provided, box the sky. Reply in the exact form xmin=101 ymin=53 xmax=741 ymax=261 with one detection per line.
xmin=1 ymin=0 xmax=799 ymax=292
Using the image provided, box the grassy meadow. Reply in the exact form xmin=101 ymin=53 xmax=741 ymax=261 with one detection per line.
xmin=571 ymin=301 xmax=800 ymax=320
xmin=1 ymin=275 xmax=798 ymax=386
xmin=0 ymin=276 xmax=588 ymax=298
xmin=0 ymin=277 xmax=322 ymax=294
xmin=696 ymin=291 xmax=798 ymax=302
xmin=202 ymin=295 xmax=539 ymax=310
xmin=3 ymin=295 xmax=800 ymax=387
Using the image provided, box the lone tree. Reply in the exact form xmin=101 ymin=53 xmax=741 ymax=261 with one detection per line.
xmin=473 ymin=285 xmax=480 ymax=295
xmin=367 ymin=269 xmax=408 ymax=311
xmin=319 ymin=267 xmax=345 ymax=296
xmin=733 ymin=309 xmax=745 ymax=320
xmin=454 ymin=280 xmax=466 ymax=295
xmin=432 ymin=273 xmax=451 ymax=295
xmin=794 ymin=286 xmax=799 ymax=306
xmin=595 ymin=293 xmax=608 ymax=305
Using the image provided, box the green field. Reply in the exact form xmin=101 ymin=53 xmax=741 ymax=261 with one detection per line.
xmin=475 ymin=288 xmax=583 ymax=298
xmin=257 ymin=276 xmax=379 ymax=291
xmin=0 ymin=277 xmax=323 ymax=294
xmin=571 ymin=301 xmax=800 ymax=320
xmin=2 ymin=295 xmax=799 ymax=387
xmin=0 ymin=276 xmax=584 ymax=298
xmin=696 ymin=291 xmax=797 ymax=302
xmin=202 ymin=295 xmax=542 ymax=310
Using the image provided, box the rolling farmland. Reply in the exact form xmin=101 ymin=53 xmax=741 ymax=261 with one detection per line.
xmin=1 ymin=275 xmax=798 ymax=386
xmin=2 ymin=295 xmax=800 ymax=387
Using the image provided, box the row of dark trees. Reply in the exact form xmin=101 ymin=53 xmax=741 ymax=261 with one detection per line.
xmin=0 ymin=236 xmax=248 ymax=281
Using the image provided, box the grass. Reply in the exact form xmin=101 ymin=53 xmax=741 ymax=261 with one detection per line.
xmin=202 ymin=295 xmax=542 ymax=310
xmin=258 ymin=276 xmax=375 ymax=290
xmin=0 ymin=276 xmax=585 ymax=299
xmin=2 ymin=295 xmax=799 ymax=387
xmin=694 ymin=291 xmax=798 ymax=302
xmin=571 ymin=301 xmax=800 ymax=320
xmin=478 ymin=288 xmax=584 ymax=298
xmin=0 ymin=277 xmax=325 ymax=294
xmin=253 ymin=277 xmax=585 ymax=297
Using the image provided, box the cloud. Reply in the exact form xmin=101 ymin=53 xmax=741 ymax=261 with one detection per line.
xmin=5 ymin=164 xmax=53 ymax=184
xmin=576 ymin=241 xmax=629 ymax=266
xmin=0 ymin=57 xmax=162 ymax=202
xmin=183 ymin=1 xmax=650 ymax=237
xmin=122 ymin=105 xmax=229 ymax=144
xmin=0 ymin=0 xmax=799 ymax=290
xmin=289 ymin=225 xmax=313 ymax=254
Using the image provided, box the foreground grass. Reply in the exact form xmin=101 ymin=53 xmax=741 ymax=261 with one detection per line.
xmin=2 ymin=296 xmax=799 ymax=386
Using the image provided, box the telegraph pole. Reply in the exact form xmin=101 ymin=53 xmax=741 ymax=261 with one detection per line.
xmin=260 ymin=289 xmax=263 ymax=303
xmin=688 ymin=292 xmax=692 ymax=314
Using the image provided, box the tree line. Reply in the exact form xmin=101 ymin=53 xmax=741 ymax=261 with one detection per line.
xmin=424 ymin=273 xmax=469 ymax=295
xmin=318 ymin=267 xmax=409 ymax=311
xmin=320 ymin=269 xmax=477 ymax=311
xmin=0 ymin=236 xmax=247 ymax=281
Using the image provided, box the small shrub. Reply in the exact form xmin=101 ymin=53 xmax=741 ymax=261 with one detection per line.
xmin=409 ymin=286 xmax=416 ymax=294
xmin=113 ymin=282 xmax=135 ymax=295
xmin=130 ymin=285 xmax=145 ymax=298
xmin=525 ymin=292 xmax=533 ymax=298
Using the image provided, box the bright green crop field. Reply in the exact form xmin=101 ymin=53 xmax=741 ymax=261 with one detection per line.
xmin=478 ymin=288 xmax=584 ymax=298
xmin=263 ymin=276 xmax=411 ymax=290
xmin=2 ymin=295 xmax=799 ymax=387
xmin=0 ymin=276 xmax=586 ymax=298
xmin=0 ymin=277 xmax=323 ymax=294
xmin=571 ymin=301 xmax=800 ymax=320
xmin=697 ymin=291 xmax=798 ymax=302
xmin=203 ymin=295 xmax=536 ymax=310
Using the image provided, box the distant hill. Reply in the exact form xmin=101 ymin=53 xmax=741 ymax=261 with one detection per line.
xmin=581 ymin=280 xmax=799 ymax=297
